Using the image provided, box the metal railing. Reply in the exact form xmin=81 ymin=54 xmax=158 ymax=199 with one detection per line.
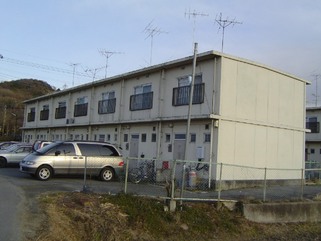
xmin=120 ymin=158 xmax=321 ymax=203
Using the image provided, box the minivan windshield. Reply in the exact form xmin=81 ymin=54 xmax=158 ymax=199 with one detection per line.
xmin=35 ymin=142 xmax=62 ymax=155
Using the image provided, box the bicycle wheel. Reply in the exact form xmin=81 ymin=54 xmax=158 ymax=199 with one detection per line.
xmin=129 ymin=168 xmax=142 ymax=184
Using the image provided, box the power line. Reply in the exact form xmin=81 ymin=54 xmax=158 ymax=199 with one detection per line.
xmin=215 ymin=13 xmax=242 ymax=52
xmin=0 ymin=54 xmax=91 ymax=79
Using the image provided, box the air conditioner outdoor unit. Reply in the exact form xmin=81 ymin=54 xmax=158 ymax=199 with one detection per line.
xmin=66 ymin=118 xmax=75 ymax=124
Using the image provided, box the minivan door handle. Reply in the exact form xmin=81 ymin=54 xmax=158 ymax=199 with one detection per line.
xmin=78 ymin=157 xmax=84 ymax=160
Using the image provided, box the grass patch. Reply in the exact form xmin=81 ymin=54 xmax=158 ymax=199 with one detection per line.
xmin=30 ymin=192 xmax=321 ymax=241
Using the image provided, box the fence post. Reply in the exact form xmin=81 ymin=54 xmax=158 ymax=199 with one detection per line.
xmin=217 ymin=163 xmax=223 ymax=203
xmin=263 ymin=167 xmax=267 ymax=202
xmin=82 ymin=156 xmax=89 ymax=192
xmin=124 ymin=157 xmax=129 ymax=194
xmin=180 ymin=162 xmax=186 ymax=203
xmin=169 ymin=160 xmax=177 ymax=211
xmin=300 ymin=168 xmax=304 ymax=200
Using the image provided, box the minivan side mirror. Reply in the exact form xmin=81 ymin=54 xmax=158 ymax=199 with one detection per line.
xmin=55 ymin=150 xmax=61 ymax=156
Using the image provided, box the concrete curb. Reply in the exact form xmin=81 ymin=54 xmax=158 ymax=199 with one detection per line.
xmin=242 ymin=201 xmax=321 ymax=223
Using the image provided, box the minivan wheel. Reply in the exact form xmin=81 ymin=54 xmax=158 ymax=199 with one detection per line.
xmin=0 ymin=157 xmax=7 ymax=168
xmin=36 ymin=165 xmax=52 ymax=181
xmin=100 ymin=167 xmax=114 ymax=181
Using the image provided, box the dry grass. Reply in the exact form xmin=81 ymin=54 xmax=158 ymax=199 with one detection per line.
xmin=27 ymin=192 xmax=321 ymax=241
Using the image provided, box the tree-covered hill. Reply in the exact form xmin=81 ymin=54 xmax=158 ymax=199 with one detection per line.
xmin=0 ymin=79 xmax=55 ymax=140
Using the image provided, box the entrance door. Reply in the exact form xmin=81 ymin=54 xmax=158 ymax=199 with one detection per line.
xmin=129 ymin=134 xmax=139 ymax=168
xmin=129 ymin=134 xmax=139 ymax=158
xmin=173 ymin=134 xmax=186 ymax=185
xmin=173 ymin=134 xmax=186 ymax=160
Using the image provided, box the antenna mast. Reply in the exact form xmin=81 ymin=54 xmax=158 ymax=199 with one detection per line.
xmin=70 ymin=63 xmax=79 ymax=87
xmin=85 ymin=66 xmax=104 ymax=82
xmin=143 ymin=21 xmax=167 ymax=65
xmin=185 ymin=8 xmax=208 ymax=43
xmin=215 ymin=13 xmax=242 ymax=52
xmin=312 ymin=74 xmax=321 ymax=107
xmin=99 ymin=49 xmax=122 ymax=78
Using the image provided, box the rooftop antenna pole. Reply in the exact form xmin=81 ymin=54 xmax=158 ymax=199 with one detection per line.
xmin=312 ymin=74 xmax=321 ymax=107
xmin=85 ymin=66 xmax=104 ymax=82
xmin=215 ymin=12 xmax=242 ymax=52
xmin=99 ymin=49 xmax=122 ymax=78
xmin=70 ymin=63 xmax=79 ymax=87
xmin=185 ymin=8 xmax=209 ymax=44
xmin=143 ymin=21 xmax=167 ymax=66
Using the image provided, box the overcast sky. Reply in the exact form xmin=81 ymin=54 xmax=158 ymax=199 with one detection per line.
xmin=0 ymin=0 xmax=320 ymax=106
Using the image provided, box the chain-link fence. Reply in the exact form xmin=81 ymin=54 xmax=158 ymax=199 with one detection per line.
xmin=120 ymin=158 xmax=321 ymax=203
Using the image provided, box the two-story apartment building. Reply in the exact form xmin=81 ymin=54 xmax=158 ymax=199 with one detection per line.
xmin=21 ymin=51 xmax=308 ymax=184
xmin=306 ymin=107 xmax=321 ymax=164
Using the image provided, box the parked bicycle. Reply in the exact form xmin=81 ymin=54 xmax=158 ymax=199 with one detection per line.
xmin=129 ymin=160 xmax=156 ymax=184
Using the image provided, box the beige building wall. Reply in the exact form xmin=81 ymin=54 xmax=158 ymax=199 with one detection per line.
xmin=217 ymin=56 xmax=306 ymax=179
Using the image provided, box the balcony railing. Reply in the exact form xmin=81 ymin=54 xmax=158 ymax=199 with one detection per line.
xmin=130 ymin=92 xmax=153 ymax=111
xmin=172 ymin=83 xmax=204 ymax=106
xmin=74 ymin=103 xmax=88 ymax=117
xmin=39 ymin=109 xmax=49 ymax=121
xmin=306 ymin=122 xmax=320 ymax=133
xmin=55 ymin=107 xmax=66 ymax=119
xmin=98 ymin=98 xmax=116 ymax=114
xmin=27 ymin=112 xmax=35 ymax=122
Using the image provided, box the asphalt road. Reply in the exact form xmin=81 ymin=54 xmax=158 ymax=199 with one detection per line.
xmin=0 ymin=167 xmax=126 ymax=241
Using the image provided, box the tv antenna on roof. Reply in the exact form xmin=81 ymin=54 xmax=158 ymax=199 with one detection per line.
xmin=143 ymin=20 xmax=168 ymax=66
xmin=69 ymin=63 xmax=79 ymax=86
xmin=85 ymin=66 xmax=104 ymax=82
xmin=312 ymin=74 xmax=321 ymax=107
xmin=185 ymin=8 xmax=209 ymax=43
xmin=99 ymin=49 xmax=123 ymax=78
xmin=215 ymin=12 xmax=242 ymax=52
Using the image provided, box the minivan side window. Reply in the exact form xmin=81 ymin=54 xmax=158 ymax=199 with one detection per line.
xmin=47 ymin=144 xmax=76 ymax=156
xmin=99 ymin=145 xmax=119 ymax=156
xmin=77 ymin=144 xmax=99 ymax=156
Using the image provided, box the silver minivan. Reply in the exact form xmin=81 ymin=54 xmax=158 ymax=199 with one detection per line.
xmin=20 ymin=141 xmax=124 ymax=181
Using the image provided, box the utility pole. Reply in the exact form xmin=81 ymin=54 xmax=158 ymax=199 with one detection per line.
xmin=143 ymin=21 xmax=167 ymax=66
xmin=99 ymin=49 xmax=122 ymax=78
xmin=184 ymin=42 xmax=198 ymax=160
xmin=215 ymin=13 xmax=242 ymax=52
xmin=185 ymin=8 xmax=209 ymax=44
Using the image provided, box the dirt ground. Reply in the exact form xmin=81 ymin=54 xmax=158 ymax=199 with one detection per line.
xmin=24 ymin=192 xmax=321 ymax=241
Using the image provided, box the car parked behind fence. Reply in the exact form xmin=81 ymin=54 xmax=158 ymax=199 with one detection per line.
xmin=0 ymin=141 xmax=19 ymax=150
xmin=0 ymin=143 xmax=33 ymax=167
xmin=20 ymin=141 xmax=124 ymax=181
